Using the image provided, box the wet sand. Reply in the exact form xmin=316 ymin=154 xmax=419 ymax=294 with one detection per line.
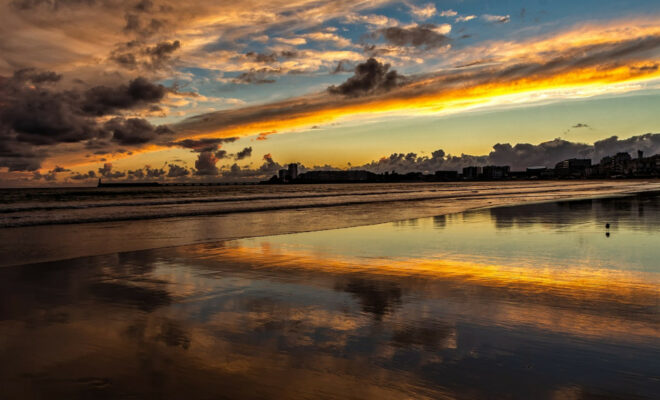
xmin=1 ymin=180 xmax=658 ymax=267
xmin=1 ymin=192 xmax=659 ymax=399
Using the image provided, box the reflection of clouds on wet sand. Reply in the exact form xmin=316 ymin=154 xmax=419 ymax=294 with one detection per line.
xmin=189 ymin=241 xmax=660 ymax=341
xmin=1 ymin=196 xmax=660 ymax=398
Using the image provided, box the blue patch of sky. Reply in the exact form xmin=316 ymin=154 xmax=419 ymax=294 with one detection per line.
xmin=407 ymin=0 xmax=658 ymax=49
xmin=160 ymin=0 xmax=660 ymax=124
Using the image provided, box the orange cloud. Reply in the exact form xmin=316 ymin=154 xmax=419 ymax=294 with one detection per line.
xmin=168 ymin=20 xmax=660 ymax=144
xmin=175 ymin=56 xmax=660 ymax=141
xmin=12 ymin=16 xmax=660 ymax=177
xmin=256 ymin=130 xmax=277 ymax=140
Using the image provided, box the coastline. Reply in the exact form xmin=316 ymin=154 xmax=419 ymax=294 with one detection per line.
xmin=1 ymin=190 xmax=658 ymax=399
xmin=1 ymin=180 xmax=659 ymax=268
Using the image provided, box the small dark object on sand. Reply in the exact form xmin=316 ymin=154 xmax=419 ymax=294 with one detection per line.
xmin=605 ymin=223 xmax=610 ymax=229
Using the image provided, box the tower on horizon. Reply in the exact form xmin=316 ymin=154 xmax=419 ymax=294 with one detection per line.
xmin=288 ymin=163 xmax=298 ymax=181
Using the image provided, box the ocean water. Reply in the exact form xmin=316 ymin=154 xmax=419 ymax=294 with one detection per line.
xmin=1 ymin=180 xmax=658 ymax=266
xmin=0 ymin=191 xmax=659 ymax=399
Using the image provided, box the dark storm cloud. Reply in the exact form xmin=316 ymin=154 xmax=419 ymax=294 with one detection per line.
xmin=32 ymin=170 xmax=56 ymax=181
xmin=235 ymin=146 xmax=252 ymax=160
xmin=52 ymin=165 xmax=70 ymax=173
xmin=115 ymin=165 xmax=167 ymax=180
xmin=81 ymin=77 xmax=167 ymax=116
xmin=31 ymin=165 xmax=70 ymax=181
xmin=134 ymin=0 xmax=153 ymax=11
xmin=98 ymin=163 xmax=126 ymax=178
xmin=104 ymin=117 xmax=172 ymax=145
xmin=167 ymin=163 xmax=190 ymax=177
xmin=218 ymin=152 xmax=284 ymax=180
xmin=0 ymin=136 xmax=47 ymax=171
xmin=378 ymin=24 xmax=450 ymax=49
xmin=0 ymin=71 xmax=174 ymax=170
xmin=355 ymin=133 xmax=660 ymax=173
xmin=145 ymin=166 xmax=166 ymax=177
xmin=1 ymin=87 xmax=102 ymax=146
xmin=146 ymin=40 xmax=180 ymax=59
xmin=143 ymin=40 xmax=181 ymax=70
xmin=70 ymin=170 xmax=96 ymax=180
xmin=123 ymin=13 xmax=165 ymax=37
xmin=169 ymin=137 xmax=238 ymax=152
xmin=175 ymin=137 xmax=241 ymax=175
xmin=591 ymin=133 xmax=660 ymax=160
xmin=328 ymin=58 xmax=406 ymax=97
xmin=127 ymin=168 xmax=145 ymax=179
xmin=111 ymin=40 xmax=181 ymax=71
xmin=7 ymin=157 xmax=44 ymax=172
xmin=194 ymin=151 xmax=220 ymax=175
xmin=85 ymin=139 xmax=113 ymax=152
xmin=110 ymin=52 xmax=139 ymax=69
xmin=486 ymin=139 xmax=592 ymax=169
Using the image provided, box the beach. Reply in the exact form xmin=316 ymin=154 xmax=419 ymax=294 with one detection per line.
xmin=0 ymin=182 xmax=659 ymax=398
xmin=1 ymin=180 xmax=659 ymax=267
xmin=4 ymin=0 xmax=660 ymax=396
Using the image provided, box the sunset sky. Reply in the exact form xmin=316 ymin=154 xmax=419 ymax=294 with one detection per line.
xmin=1 ymin=0 xmax=660 ymax=185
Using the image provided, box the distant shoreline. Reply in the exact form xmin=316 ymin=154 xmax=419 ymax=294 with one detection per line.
xmin=2 ymin=180 xmax=658 ymax=229
xmin=0 ymin=177 xmax=657 ymax=190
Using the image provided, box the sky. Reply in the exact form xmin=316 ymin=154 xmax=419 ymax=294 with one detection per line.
xmin=1 ymin=0 xmax=660 ymax=185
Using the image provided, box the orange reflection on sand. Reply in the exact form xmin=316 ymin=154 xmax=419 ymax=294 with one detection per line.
xmin=198 ymin=242 xmax=659 ymax=302
xmin=189 ymin=241 xmax=660 ymax=340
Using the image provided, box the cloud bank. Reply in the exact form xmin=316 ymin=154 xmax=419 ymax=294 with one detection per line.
xmin=0 ymin=73 xmax=173 ymax=171
xmin=37 ymin=133 xmax=660 ymax=183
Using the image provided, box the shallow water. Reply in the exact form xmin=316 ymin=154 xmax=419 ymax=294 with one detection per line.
xmin=0 ymin=193 xmax=659 ymax=399
xmin=1 ymin=180 xmax=658 ymax=266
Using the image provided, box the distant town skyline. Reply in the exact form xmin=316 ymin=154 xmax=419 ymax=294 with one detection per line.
xmin=1 ymin=0 xmax=660 ymax=186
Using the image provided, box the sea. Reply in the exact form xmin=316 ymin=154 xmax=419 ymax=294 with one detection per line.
xmin=0 ymin=180 xmax=657 ymax=266
xmin=0 ymin=180 xmax=659 ymax=399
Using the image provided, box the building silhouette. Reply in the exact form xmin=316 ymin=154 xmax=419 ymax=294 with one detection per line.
xmin=264 ymin=150 xmax=660 ymax=184
xmin=435 ymin=170 xmax=459 ymax=180
xmin=288 ymin=163 xmax=298 ymax=180
xmin=296 ymin=170 xmax=376 ymax=183
xmin=462 ymin=166 xmax=482 ymax=179
xmin=482 ymin=165 xmax=510 ymax=179
xmin=555 ymin=158 xmax=591 ymax=177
